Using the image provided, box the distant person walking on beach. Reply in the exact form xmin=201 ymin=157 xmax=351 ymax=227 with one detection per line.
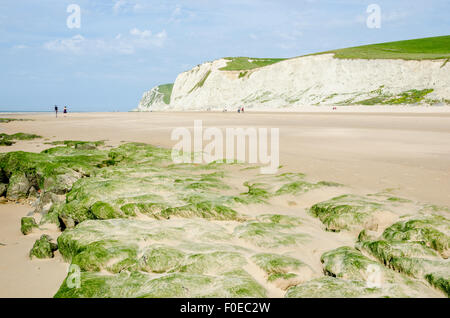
xmin=241 ymin=106 xmax=244 ymax=113
xmin=54 ymin=105 xmax=58 ymax=118
xmin=63 ymin=106 xmax=68 ymax=117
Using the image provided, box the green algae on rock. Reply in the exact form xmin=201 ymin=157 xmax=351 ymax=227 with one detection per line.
xmin=54 ymin=269 xmax=267 ymax=298
xmin=252 ymin=253 xmax=315 ymax=289
xmin=57 ymin=219 xmax=234 ymax=267
xmin=0 ymin=133 xmax=41 ymax=146
xmin=30 ymin=235 xmax=58 ymax=259
xmin=21 ymin=216 xmax=38 ymax=235
xmin=234 ymin=221 xmax=309 ymax=248
xmin=54 ymin=218 xmax=269 ymax=297
xmin=309 ymin=194 xmax=396 ymax=232
xmin=0 ymin=144 xmax=109 ymax=198
xmin=320 ymin=246 xmax=439 ymax=297
xmin=357 ymin=215 xmax=450 ymax=296
xmin=285 ymin=276 xmax=381 ymax=298
xmin=6 ymin=172 xmax=31 ymax=200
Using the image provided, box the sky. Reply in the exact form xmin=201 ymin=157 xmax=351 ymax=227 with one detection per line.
xmin=0 ymin=0 xmax=449 ymax=112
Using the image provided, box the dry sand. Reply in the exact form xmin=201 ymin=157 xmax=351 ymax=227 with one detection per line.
xmin=1 ymin=109 xmax=450 ymax=297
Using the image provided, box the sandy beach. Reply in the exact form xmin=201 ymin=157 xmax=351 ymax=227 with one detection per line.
xmin=2 ymin=110 xmax=450 ymax=205
xmin=1 ymin=110 xmax=449 ymax=297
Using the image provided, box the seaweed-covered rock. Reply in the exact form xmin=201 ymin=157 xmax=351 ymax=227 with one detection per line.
xmin=34 ymin=191 xmax=64 ymax=214
xmin=233 ymin=221 xmax=309 ymax=248
xmin=30 ymin=235 xmax=58 ymax=259
xmin=90 ymin=201 xmax=124 ymax=220
xmin=55 ymin=147 xmax=253 ymax=225
xmin=21 ymin=216 xmax=38 ymax=235
xmin=0 ymin=145 xmax=109 ymax=199
xmin=252 ymin=253 xmax=315 ymax=289
xmin=54 ymin=218 xmax=271 ymax=297
xmin=138 ymin=246 xmax=186 ymax=273
xmin=285 ymin=276 xmax=381 ymax=298
xmin=381 ymin=214 xmax=449 ymax=257
xmin=357 ymin=215 xmax=450 ymax=296
xmin=309 ymin=194 xmax=396 ymax=232
xmin=0 ymin=183 xmax=7 ymax=197
xmin=39 ymin=204 xmax=62 ymax=227
xmin=57 ymin=219 xmax=234 ymax=269
xmin=236 ymin=172 xmax=340 ymax=200
xmin=320 ymin=246 xmax=439 ymax=297
xmin=176 ymin=251 xmax=247 ymax=275
xmin=256 ymin=214 xmax=302 ymax=226
xmin=6 ymin=172 xmax=30 ymax=200
xmin=54 ymin=270 xmax=266 ymax=298
xmin=0 ymin=133 xmax=40 ymax=147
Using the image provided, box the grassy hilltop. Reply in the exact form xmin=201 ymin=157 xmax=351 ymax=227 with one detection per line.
xmin=219 ymin=36 xmax=450 ymax=71
xmin=320 ymin=35 xmax=450 ymax=60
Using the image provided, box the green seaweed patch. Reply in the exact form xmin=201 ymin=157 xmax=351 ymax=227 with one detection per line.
xmin=139 ymin=246 xmax=185 ymax=273
xmin=381 ymin=215 xmax=450 ymax=256
xmin=256 ymin=214 xmax=302 ymax=226
xmin=234 ymin=221 xmax=309 ymax=248
xmin=21 ymin=216 xmax=38 ymax=235
xmin=357 ymin=214 xmax=450 ymax=296
xmin=30 ymin=235 xmax=58 ymax=259
xmin=0 ymin=133 xmax=41 ymax=146
xmin=176 ymin=251 xmax=247 ymax=275
xmin=71 ymin=240 xmax=139 ymax=273
xmin=0 ymin=118 xmax=32 ymax=123
xmin=285 ymin=276 xmax=380 ymax=298
xmin=309 ymin=194 xmax=385 ymax=232
xmin=54 ymin=270 xmax=266 ymax=298
xmin=252 ymin=253 xmax=305 ymax=276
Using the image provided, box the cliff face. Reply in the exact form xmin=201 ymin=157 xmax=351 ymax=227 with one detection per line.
xmin=136 ymin=54 xmax=450 ymax=111
xmin=134 ymin=84 xmax=173 ymax=111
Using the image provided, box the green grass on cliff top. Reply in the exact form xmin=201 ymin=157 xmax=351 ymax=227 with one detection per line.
xmin=219 ymin=36 xmax=450 ymax=72
xmin=315 ymin=35 xmax=450 ymax=60
xmin=219 ymin=57 xmax=287 ymax=71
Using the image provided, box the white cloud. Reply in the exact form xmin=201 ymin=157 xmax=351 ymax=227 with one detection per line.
xmin=43 ymin=34 xmax=85 ymax=53
xmin=43 ymin=28 xmax=167 ymax=55
xmin=130 ymin=27 xmax=152 ymax=38
xmin=383 ymin=10 xmax=410 ymax=23
xmin=113 ymin=0 xmax=127 ymax=14
xmin=168 ymin=4 xmax=196 ymax=24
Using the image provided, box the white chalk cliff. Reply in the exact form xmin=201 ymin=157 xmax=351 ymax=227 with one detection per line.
xmin=135 ymin=54 xmax=450 ymax=111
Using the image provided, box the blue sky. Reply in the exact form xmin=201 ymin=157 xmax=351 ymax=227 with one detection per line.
xmin=0 ymin=0 xmax=449 ymax=112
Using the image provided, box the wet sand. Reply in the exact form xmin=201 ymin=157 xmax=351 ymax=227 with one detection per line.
xmin=0 ymin=203 xmax=69 ymax=297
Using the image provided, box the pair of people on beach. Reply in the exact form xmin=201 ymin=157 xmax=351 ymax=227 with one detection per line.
xmin=237 ymin=106 xmax=244 ymax=113
xmin=54 ymin=105 xmax=68 ymax=118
